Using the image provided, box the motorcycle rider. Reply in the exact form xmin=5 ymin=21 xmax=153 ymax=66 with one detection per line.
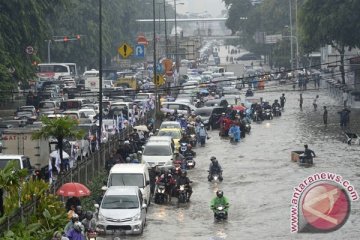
xmin=179 ymin=133 xmax=189 ymax=145
xmin=210 ymin=190 xmax=229 ymax=219
xmin=66 ymin=221 xmax=85 ymax=240
xmin=81 ymin=211 xmax=96 ymax=233
xmin=188 ymin=112 xmax=197 ymax=123
xmin=178 ymin=115 xmax=188 ymax=129
xmin=64 ymin=214 xmax=84 ymax=234
xmin=272 ymin=99 xmax=282 ymax=116
xmin=197 ymin=124 xmax=208 ymax=146
xmin=176 ymin=170 xmax=192 ymax=202
xmin=173 ymin=151 xmax=186 ymax=169
xmin=183 ymin=144 xmax=196 ymax=158
xmin=208 ymin=157 xmax=223 ymax=181
xmin=156 ymin=170 xmax=177 ymax=200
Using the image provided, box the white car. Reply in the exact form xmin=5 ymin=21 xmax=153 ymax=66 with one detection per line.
xmin=96 ymin=186 xmax=147 ymax=235
xmin=142 ymin=141 xmax=173 ymax=168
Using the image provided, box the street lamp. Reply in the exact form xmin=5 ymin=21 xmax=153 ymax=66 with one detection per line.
xmin=174 ymin=1 xmax=184 ymax=73
xmin=98 ymin=0 xmax=103 ymax=147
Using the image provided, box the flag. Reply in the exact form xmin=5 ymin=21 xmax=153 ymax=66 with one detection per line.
xmin=48 ymin=158 xmax=53 ymax=184
xmin=95 ymin=131 xmax=99 ymax=150
xmin=55 ymin=150 xmax=61 ymax=173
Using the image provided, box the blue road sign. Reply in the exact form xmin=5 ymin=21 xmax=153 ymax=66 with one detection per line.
xmin=134 ymin=44 xmax=145 ymax=58
xmin=156 ymin=63 xmax=164 ymax=74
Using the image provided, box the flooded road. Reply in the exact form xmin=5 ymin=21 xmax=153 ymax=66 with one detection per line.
xmin=99 ymin=84 xmax=360 ymax=240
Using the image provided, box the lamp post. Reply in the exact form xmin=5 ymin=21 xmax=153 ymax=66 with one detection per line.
xmin=153 ymin=0 xmax=159 ymax=125
xmin=289 ymin=0 xmax=294 ymax=71
xmin=173 ymin=1 xmax=184 ymax=73
xmin=98 ymin=0 xmax=103 ymax=146
xmin=164 ymin=0 xmax=168 ymax=57
xmin=47 ymin=40 xmax=51 ymax=63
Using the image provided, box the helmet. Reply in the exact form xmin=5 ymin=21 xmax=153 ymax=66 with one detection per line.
xmin=75 ymin=205 xmax=82 ymax=212
xmin=181 ymin=170 xmax=187 ymax=176
xmin=85 ymin=211 xmax=93 ymax=220
xmin=216 ymin=190 xmax=224 ymax=198
xmin=210 ymin=156 xmax=216 ymax=161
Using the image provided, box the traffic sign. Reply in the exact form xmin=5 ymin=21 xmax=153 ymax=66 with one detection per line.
xmin=156 ymin=64 xmax=164 ymax=74
xmin=134 ymin=44 xmax=145 ymax=58
xmin=162 ymin=59 xmax=173 ymax=76
xmin=154 ymin=75 xmax=165 ymax=86
xmin=118 ymin=43 xmax=133 ymax=58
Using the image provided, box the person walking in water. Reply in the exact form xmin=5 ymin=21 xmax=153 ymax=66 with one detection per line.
xmin=280 ymin=93 xmax=286 ymax=110
xmin=299 ymin=93 xmax=303 ymax=110
xmin=323 ymin=106 xmax=328 ymax=126
xmin=313 ymin=95 xmax=319 ymax=111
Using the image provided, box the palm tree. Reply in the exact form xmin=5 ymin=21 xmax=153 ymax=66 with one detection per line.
xmin=32 ymin=116 xmax=84 ymax=172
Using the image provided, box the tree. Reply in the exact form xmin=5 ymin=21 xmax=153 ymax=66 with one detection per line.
xmin=299 ymin=0 xmax=360 ymax=84
xmin=32 ymin=116 xmax=84 ymax=168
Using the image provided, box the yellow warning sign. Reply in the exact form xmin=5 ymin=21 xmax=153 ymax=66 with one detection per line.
xmin=118 ymin=43 xmax=133 ymax=58
xmin=154 ymin=75 xmax=165 ymax=86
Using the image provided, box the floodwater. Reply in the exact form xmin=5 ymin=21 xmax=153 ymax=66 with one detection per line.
xmin=99 ymin=83 xmax=360 ymax=239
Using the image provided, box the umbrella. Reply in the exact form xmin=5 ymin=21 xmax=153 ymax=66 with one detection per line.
xmin=50 ymin=150 xmax=70 ymax=159
xmin=233 ymin=105 xmax=246 ymax=111
xmin=56 ymin=182 xmax=91 ymax=197
xmin=200 ymin=89 xmax=209 ymax=94
xmin=134 ymin=125 xmax=149 ymax=132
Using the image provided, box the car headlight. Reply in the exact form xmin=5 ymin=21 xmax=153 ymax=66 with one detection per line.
xmin=98 ymin=213 xmax=105 ymax=222
xmin=132 ymin=213 xmax=141 ymax=221
xmin=204 ymin=120 xmax=209 ymax=124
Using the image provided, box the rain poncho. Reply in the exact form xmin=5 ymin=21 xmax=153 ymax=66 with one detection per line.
xmin=229 ymin=125 xmax=241 ymax=142
xmin=210 ymin=196 xmax=229 ymax=213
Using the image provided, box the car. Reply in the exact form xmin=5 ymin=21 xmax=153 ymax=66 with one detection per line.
xmin=14 ymin=110 xmax=37 ymax=123
xmin=194 ymin=106 xmax=225 ymax=130
xmin=161 ymin=101 xmax=197 ymax=115
xmin=159 ymin=121 xmax=182 ymax=130
xmin=38 ymin=100 xmax=61 ymax=115
xmin=79 ymin=108 xmax=96 ymax=121
xmin=157 ymin=128 xmax=182 ymax=149
xmin=96 ymin=186 xmax=147 ymax=235
xmin=142 ymin=141 xmax=173 ymax=168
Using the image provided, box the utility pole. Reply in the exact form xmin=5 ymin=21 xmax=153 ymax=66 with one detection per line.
xmin=174 ymin=0 xmax=179 ymax=73
xmin=295 ymin=0 xmax=299 ymax=69
xmin=289 ymin=0 xmax=294 ymax=71
xmin=164 ymin=0 xmax=168 ymax=57
xmin=98 ymin=0 xmax=103 ymax=147
xmin=153 ymin=0 xmax=158 ymax=125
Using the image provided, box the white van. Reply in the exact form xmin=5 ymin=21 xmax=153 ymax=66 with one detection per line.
xmin=106 ymin=164 xmax=151 ymax=206
xmin=0 ymin=154 xmax=32 ymax=171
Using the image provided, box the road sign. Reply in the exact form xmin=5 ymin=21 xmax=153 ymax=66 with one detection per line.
xmin=154 ymin=75 xmax=165 ymax=86
xmin=156 ymin=64 xmax=164 ymax=74
xmin=137 ymin=35 xmax=148 ymax=45
xmin=118 ymin=43 xmax=133 ymax=58
xmin=162 ymin=59 xmax=173 ymax=76
xmin=134 ymin=44 xmax=145 ymax=58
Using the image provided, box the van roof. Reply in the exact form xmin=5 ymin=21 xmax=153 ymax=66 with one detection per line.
xmin=0 ymin=154 xmax=26 ymax=159
xmin=145 ymin=141 xmax=170 ymax=146
xmin=105 ymin=186 xmax=139 ymax=196
xmin=109 ymin=163 xmax=148 ymax=174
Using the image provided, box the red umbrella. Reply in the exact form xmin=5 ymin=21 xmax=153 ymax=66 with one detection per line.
xmin=56 ymin=182 xmax=91 ymax=197
xmin=233 ymin=105 xmax=246 ymax=111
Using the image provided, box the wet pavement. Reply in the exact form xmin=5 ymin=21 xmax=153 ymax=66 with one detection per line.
xmin=98 ymin=83 xmax=360 ymax=239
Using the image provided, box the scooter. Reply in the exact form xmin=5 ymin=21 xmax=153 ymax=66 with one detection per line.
xmin=177 ymin=184 xmax=188 ymax=206
xmin=213 ymin=205 xmax=228 ymax=220
xmin=185 ymin=155 xmax=196 ymax=169
xmin=154 ymin=182 xmax=168 ymax=204
xmin=264 ymin=109 xmax=273 ymax=120
xmin=273 ymin=106 xmax=281 ymax=117
xmin=208 ymin=170 xmax=223 ymax=182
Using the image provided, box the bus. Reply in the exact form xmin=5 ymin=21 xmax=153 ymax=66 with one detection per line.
xmin=36 ymin=63 xmax=77 ymax=80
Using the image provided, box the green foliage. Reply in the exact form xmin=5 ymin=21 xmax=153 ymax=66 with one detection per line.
xmin=81 ymin=170 xmax=108 ymax=211
xmin=0 ymin=161 xmax=28 ymax=197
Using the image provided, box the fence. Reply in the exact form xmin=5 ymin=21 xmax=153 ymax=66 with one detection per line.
xmin=0 ymin=112 xmax=152 ymax=233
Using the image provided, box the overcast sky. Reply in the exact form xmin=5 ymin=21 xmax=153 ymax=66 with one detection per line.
xmin=176 ymin=0 xmax=226 ymax=17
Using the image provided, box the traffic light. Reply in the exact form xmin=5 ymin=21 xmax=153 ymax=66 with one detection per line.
xmin=76 ymin=34 xmax=81 ymax=40
xmin=63 ymin=36 xmax=69 ymax=42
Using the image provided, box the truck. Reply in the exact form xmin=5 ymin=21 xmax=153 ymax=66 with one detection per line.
xmin=1 ymin=128 xmax=50 ymax=171
xmin=85 ymin=76 xmax=115 ymax=92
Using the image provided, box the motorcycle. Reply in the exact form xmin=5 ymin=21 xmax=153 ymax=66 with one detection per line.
xmin=189 ymin=134 xmax=197 ymax=147
xmin=177 ymin=184 xmax=188 ymax=206
xmin=208 ymin=170 xmax=223 ymax=182
xmin=273 ymin=106 xmax=281 ymax=117
xmin=245 ymin=123 xmax=251 ymax=134
xmin=213 ymin=204 xmax=228 ymax=220
xmin=253 ymin=111 xmax=261 ymax=122
xmin=245 ymin=89 xmax=254 ymax=97
xmin=185 ymin=155 xmax=196 ymax=169
xmin=179 ymin=142 xmax=188 ymax=155
xmin=263 ymin=109 xmax=273 ymax=120
xmin=154 ymin=182 xmax=168 ymax=204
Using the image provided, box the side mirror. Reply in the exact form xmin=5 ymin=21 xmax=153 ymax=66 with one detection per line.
xmin=101 ymin=185 xmax=108 ymax=191
xmin=94 ymin=204 xmax=99 ymax=209
xmin=142 ymin=203 xmax=147 ymax=209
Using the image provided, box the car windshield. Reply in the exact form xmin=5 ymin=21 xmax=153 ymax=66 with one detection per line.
xmin=101 ymin=195 xmax=139 ymax=209
xmin=195 ymin=109 xmax=212 ymax=117
xmin=109 ymin=174 xmax=144 ymax=188
xmin=143 ymin=145 xmax=171 ymax=156
xmin=161 ymin=123 xmax=179 ymax=129
xmin=158 ymin=130 xmax=181 ymax=139
xmin=0 ymin=159 xmax=20 ymax=169
xmin=80 ymin=110 xmax=95 ymax=116
xmin=136 ymin=94 xmax=149 ymax=100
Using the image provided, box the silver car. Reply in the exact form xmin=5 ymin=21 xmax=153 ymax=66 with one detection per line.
xmin=97 ymin=186 xmax=147 ymax=235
